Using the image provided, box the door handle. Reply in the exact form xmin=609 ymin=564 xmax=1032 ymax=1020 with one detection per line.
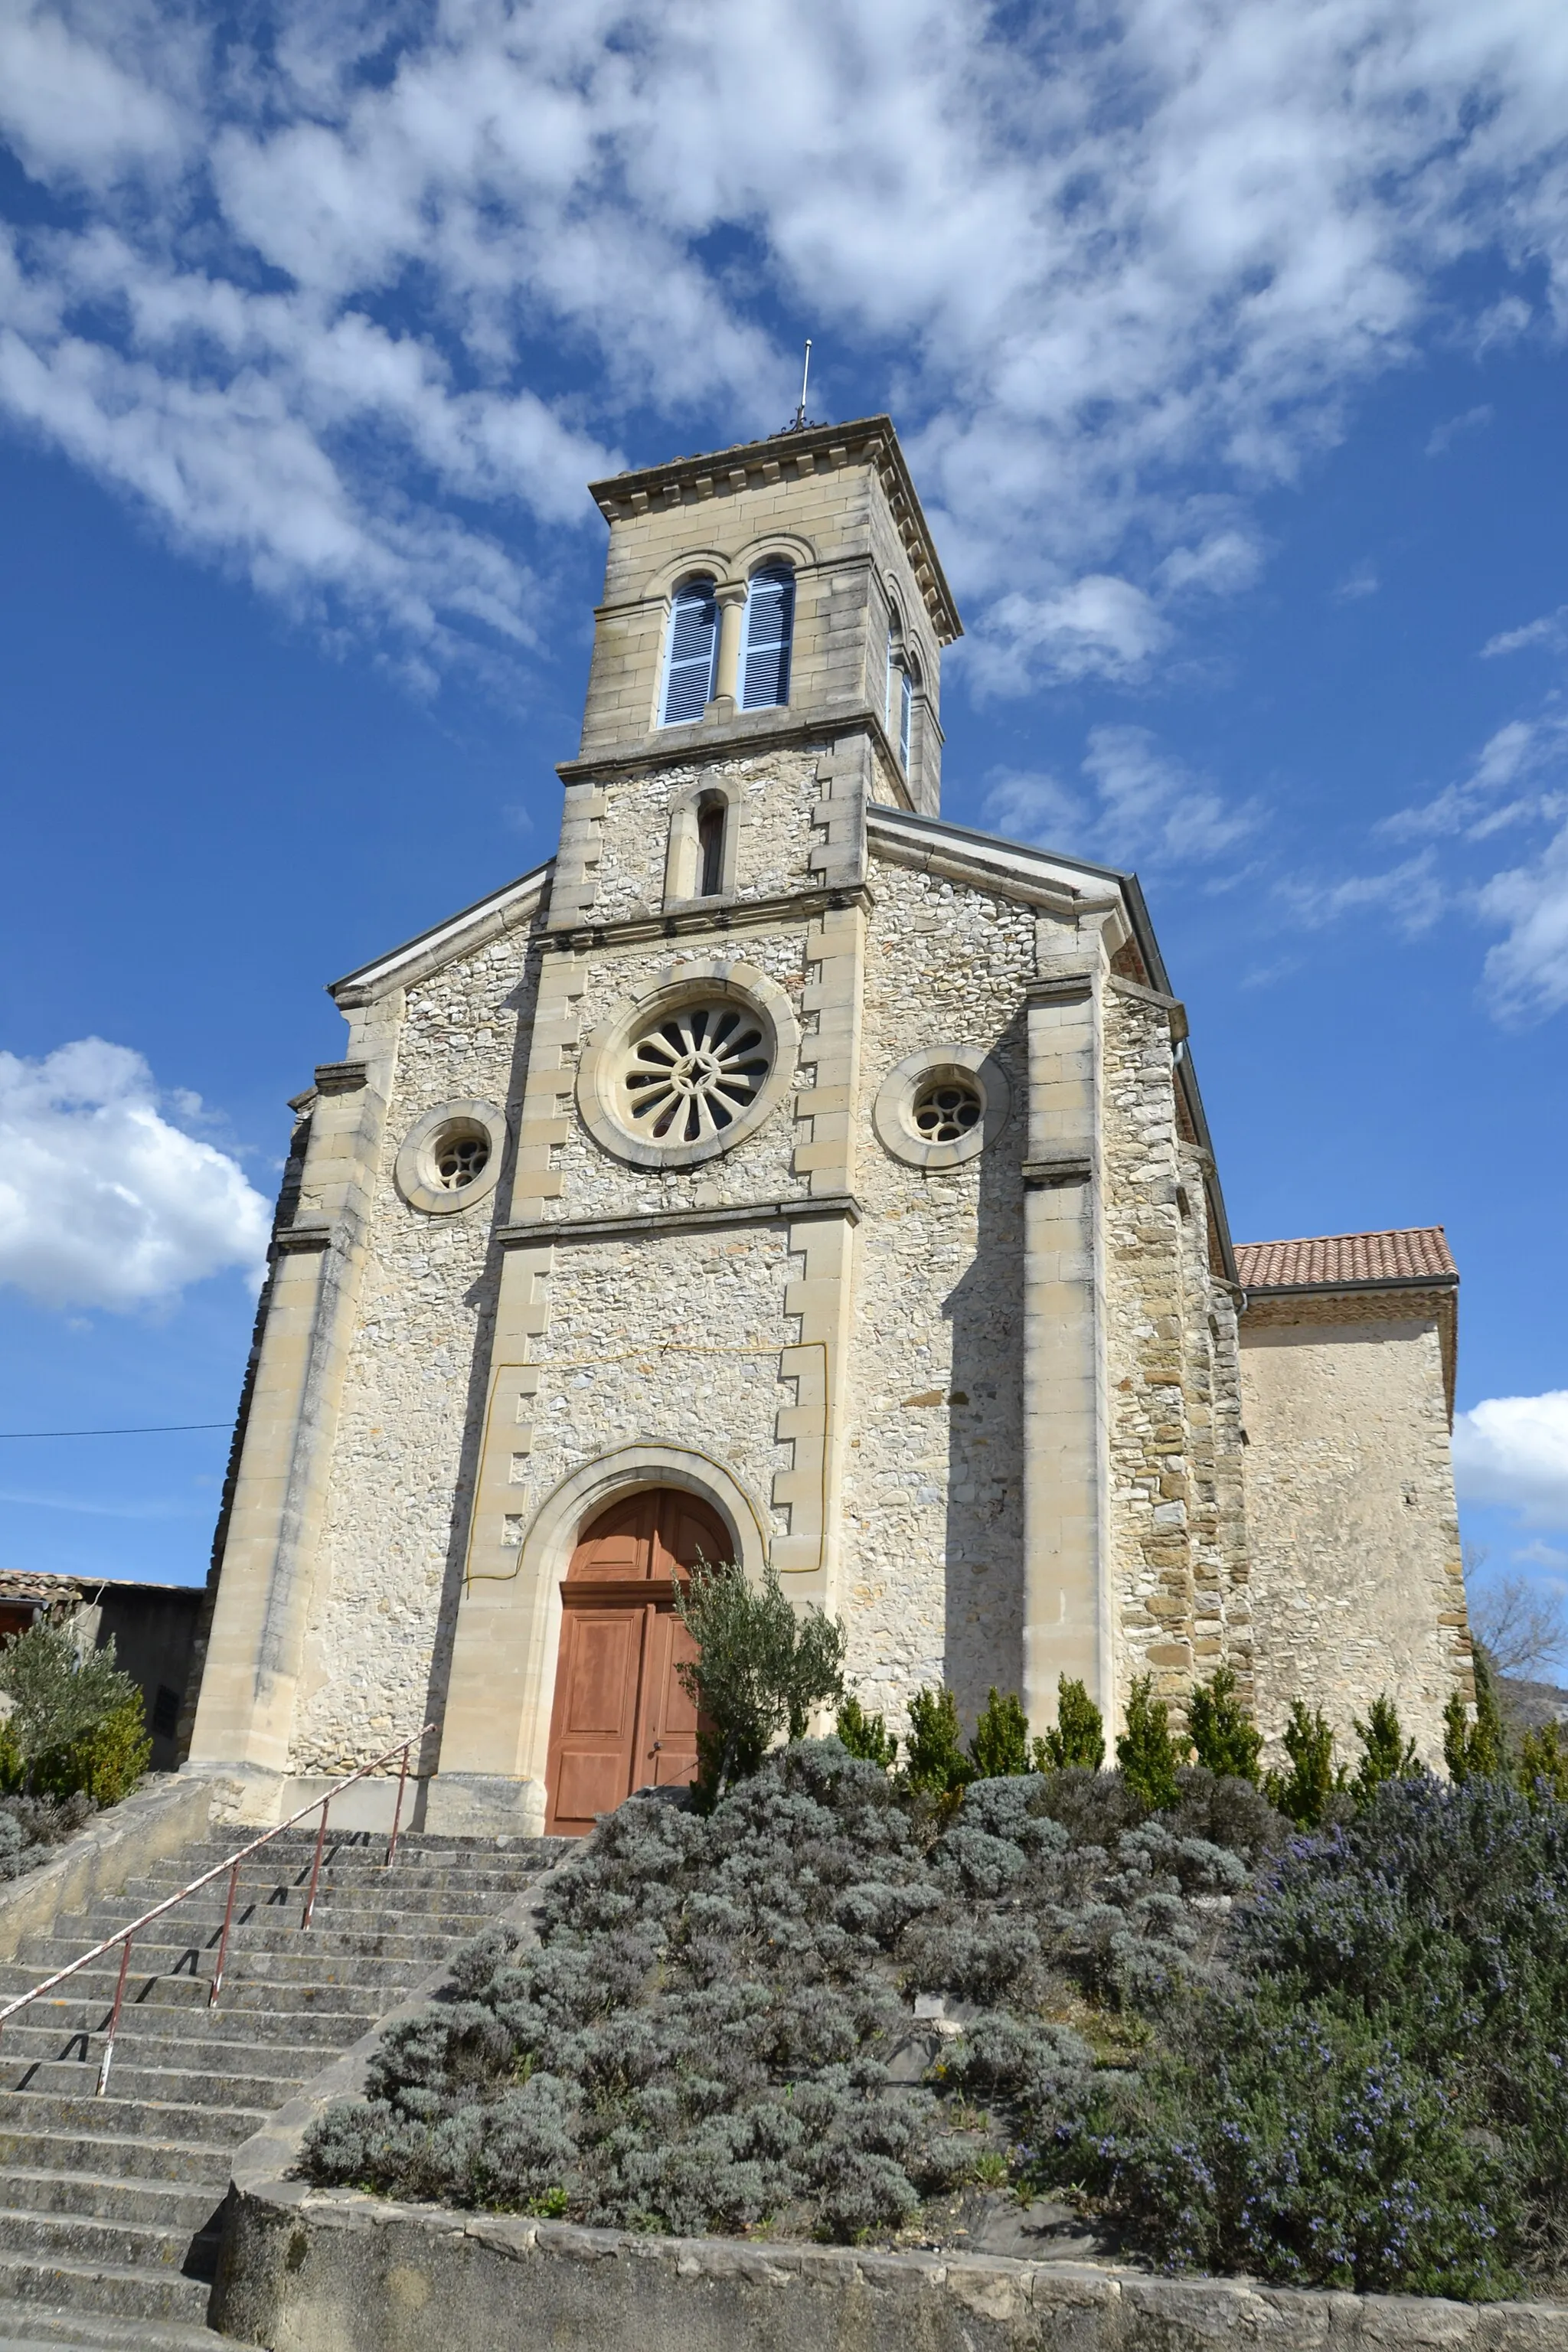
xmin=648 ymin=1740 xmax=662 ymax=1755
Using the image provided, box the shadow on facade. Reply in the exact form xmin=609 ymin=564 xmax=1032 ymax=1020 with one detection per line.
xmin=940 ymin=1006 xmax=1028 ymax=1736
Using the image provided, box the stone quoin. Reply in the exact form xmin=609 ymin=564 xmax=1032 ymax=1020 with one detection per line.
xmin=181 ymin=416 xmax=1472 ymax=1833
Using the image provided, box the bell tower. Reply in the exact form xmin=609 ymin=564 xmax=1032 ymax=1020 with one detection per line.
xmin=547 ymin=417 xmax=962 ymax=933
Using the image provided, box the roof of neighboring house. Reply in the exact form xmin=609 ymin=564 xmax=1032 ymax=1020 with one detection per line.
xmin=0 ymin=1572 xmax=90 ymax=1606
xmin=1234 ymin=1227 xmax=1459 ymax=1292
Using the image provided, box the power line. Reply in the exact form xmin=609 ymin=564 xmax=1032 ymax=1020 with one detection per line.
xmin=0 ymin=1423 xmax=230 ymax=1439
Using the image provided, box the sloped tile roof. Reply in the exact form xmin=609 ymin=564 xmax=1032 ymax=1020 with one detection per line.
xmin=1235 ymin=1227 xmax=1458 ymax=1292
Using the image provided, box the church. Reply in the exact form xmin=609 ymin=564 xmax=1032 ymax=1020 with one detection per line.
xmin=184 ymin=416 xmax=1473 ymax=1834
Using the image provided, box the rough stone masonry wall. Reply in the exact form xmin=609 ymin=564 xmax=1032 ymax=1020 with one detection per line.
xmin=1102 ymin=986 xmax=1250 ymax=1723
xmin=588 ymin=746 xmax=826 ymax=924
xmin=508 ymin=1223 xmax=797 ymax=1555
xmin=840 ymin=858 xmax=1032 ymax=1736
xmin=1240 ymin=1292 xmax=1470 ymax=1763
xmin=289 ymin=926 xmax=544 ymax=1776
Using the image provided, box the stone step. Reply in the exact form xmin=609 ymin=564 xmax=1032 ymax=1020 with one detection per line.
xmin=0 ymin=2028 xmax=328 ymax=2083
xmin=0 ymin=1999 xmax=368 ymax=2053
xmin=0 ymin=2177 xmax=219 ymax=2239
xmin=0 ymin=2092 xmax=266 ymax=2149
xmin=10 ymin=1942 xmax=429 ymax=1991
xmin=0 ymin=2213 xmax=195 ymax=2279
xmin=60 ymin=1901 xmax=505 ymax=1947
xmin=0 ymin=2134 xmax=230 ymax=2193
xmin=0 ymin=2252 xmax=208 ymax=2326
xmin=0 ymin=2063 xmax=305 ymax=2115
xmin=0 ymin=2301 xmax=253 ymax=2352
xmin=0 ymin=1970 xmax=381 ymax=2021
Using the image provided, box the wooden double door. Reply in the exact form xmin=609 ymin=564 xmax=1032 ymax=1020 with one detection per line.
xmin=543 ymin=1488 xmax=727 ymax=1836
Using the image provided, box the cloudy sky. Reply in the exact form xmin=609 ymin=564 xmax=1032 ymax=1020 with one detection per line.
xmin=1 ymin=0 xmax=1565 ymax=1617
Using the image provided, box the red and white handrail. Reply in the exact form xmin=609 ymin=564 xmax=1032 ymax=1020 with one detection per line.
xmin=0 ymin=1723 xmax=436 ymax=2095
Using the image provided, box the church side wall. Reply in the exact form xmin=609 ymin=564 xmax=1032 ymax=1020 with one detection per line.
xmin=843 ymin=858 xmax=1032 ymax=1735
xmin=1101 ymin=986 xmax=1250 ymax=1724
xmin=1240 ymin=1295 xmax=1468 ymax=1766
xmin=287 ymin=929 xmax=543 ymax=1775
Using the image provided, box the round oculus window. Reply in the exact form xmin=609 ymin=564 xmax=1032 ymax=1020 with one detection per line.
xmin=394 ymin=1099 xmax=508 ymax=1215
xmin=619 ymin=1000 xmax=771 ymax=1147
xmin=873 ymin=1046 xmax=1011 ymax=1171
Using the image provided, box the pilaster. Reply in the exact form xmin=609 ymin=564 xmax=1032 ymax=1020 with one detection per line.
xmin=1021 ymin=946 xmax=1113 ymax=1736
xmin=188 ymin=1003 xmax=400 ymax=1785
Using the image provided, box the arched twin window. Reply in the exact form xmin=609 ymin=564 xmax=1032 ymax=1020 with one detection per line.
xmin=658 ymin=564 xmax=795 ymax=727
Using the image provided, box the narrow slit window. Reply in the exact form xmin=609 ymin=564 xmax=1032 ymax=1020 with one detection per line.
xmin=740 ymin=565 xmax=795 ymax=710
xmin=696 ymin=796 xmax=726 ymax=897
xmin=899 ymin=664 xmax=913 ymax=767
xmin=661 ymin=580 xmax=720 ymax=725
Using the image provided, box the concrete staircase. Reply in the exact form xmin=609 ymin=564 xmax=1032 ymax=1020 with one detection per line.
xmin=0 ymin=1823 xmax=561 ymax=2351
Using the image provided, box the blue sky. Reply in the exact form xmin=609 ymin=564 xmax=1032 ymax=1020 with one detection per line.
xmin=0 ymin=0 xmax=1565 ymax=1624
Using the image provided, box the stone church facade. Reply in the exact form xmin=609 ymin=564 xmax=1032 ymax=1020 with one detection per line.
xmin=185 ymin=417 xmax=1472 ymax=1831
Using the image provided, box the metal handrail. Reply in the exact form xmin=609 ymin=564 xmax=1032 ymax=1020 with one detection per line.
xmin=0 ymin=1722 xmax=436 ymax=2096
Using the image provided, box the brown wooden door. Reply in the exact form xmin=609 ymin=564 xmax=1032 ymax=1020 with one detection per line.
xmin=544 ymin=1488 xmax=728 ymax=1835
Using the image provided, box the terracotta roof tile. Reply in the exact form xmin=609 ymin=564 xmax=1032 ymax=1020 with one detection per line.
xmin=1234 ymin=1227 xmax=1458 ymax=1292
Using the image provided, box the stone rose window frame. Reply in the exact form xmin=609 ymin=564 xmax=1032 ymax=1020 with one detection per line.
xmin=873 ymin=1044 xmax=1011 ymax=1171
xmin=394 ymin=1099 xmax=510 ymax=1215
xmin=577 ymin=956 xmax=800 ymax=1171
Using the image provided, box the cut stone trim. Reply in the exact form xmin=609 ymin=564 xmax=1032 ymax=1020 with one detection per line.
xmin=553 ymin=879 xmax=874 ymax=952
xmin=394 ymin=1099 xmax=509 ymax=1217
xmin=497 ymin=1194 xmax=862 ymax=1247
xmin=312 ymin=1061 xmax=368 ymax=1095
xmin=873 ymin=1043 xmax=1011 ymax=1171
xmin=576 ymin=956 xmax=800 ymax=1172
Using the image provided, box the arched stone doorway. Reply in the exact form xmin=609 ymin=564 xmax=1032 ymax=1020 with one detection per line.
xmin=543 ymin=1487 xmax=728 ymax=1835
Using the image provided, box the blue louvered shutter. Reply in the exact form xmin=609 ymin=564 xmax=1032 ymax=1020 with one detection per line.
xmin=740 ymin=567 xmax=794 ymax=710
xmin=661 ymin=581 xmax=719 ymax=724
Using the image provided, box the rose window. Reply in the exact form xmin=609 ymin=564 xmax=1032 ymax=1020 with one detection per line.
xmin=912 ymin=1073 xmax=983 ymax=1143
xmin=621 ymin=1001 xmax=771 ymax=1145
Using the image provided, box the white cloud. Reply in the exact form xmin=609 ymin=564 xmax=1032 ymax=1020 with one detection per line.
xmin=3 ymin=0 xmax=1568 ymax=681
xmin=0 ymin=1040 xmax=270 ymax=1312
xmin=1455 ymin=1392 xmax=1568 ymax=1527
xmin=1484 ymin=608 xmax=1568 ymax=659
xmin=1478 ymin=821 xmax=1568 ymax=1021
xmin=985 ymin=724 xmax=1256 ymax=871
xmin=1424 ymin=403 xmax=1493 ymax=456
xmin=1331 ymin=560 xmax=1380 ymax=603
xmin=1279 ymin=850 xmax=1444 ymax=935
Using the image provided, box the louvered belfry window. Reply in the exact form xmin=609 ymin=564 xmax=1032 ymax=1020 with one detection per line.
xmin=740 ymin=565 xmax=795 ymax=710
xmin=899 ymin=662 xmax=913 ymax=766
xmin=661 ymin=579 xmax=720 ymax=724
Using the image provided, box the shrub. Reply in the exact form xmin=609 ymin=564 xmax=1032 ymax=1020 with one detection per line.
xmin=1515 ymin=1720 xmax=1568 ymax=1805
xmin=1352 ymin=1694 xmax=1418 ymax=1802
xmin=0 ymin=1622 xmax=148 ymax=1799
xmin=1116 ymin=1677 xmax=1188 ymax=1811
xmin=1031 ymin=1676 xmax=1104 ymax=1773
xmin=903 ymin=1687 xmax=972 ymax=1797
xmin=673 ymin=1560 xmax=846 ymax=1805
xmin=34 ymin=1694 xmax=152 ymax=1808
xmin=835 ymin=1695 xmax=898 ymax=1769
xmin=305 ymin=1739 xmax=1260 ymax=2243
xmin=1263 ymin=1700 xmax=1342 ymax=1828
xmin=1444 ymin=1650 xmax=1510 ymax=1785
xmin=969 ymin=1689 xmax=1029 ymax=1779
xmin=1185 ymin=1666 xmax=1263 ymax=1785
xmin=1040 ymin=1772 xmax=1568 ymax=2298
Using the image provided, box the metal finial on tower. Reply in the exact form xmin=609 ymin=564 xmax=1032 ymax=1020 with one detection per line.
xmin=775 ymin=339 xmax=820 ymax=436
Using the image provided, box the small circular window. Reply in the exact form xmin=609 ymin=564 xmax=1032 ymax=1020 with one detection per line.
xmin=577 ymin=957 xmax=800 ymax=1171
xmin=395 ymin=1099 xmax=508 ymax=1216
xmin=912 ymin=1074 xmax=983 ymax=1144
xmin=621 ymin=1001 xmax=771 ymax=1146
xmin=874 ymin=1047 xmax=1011 ymax=1171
